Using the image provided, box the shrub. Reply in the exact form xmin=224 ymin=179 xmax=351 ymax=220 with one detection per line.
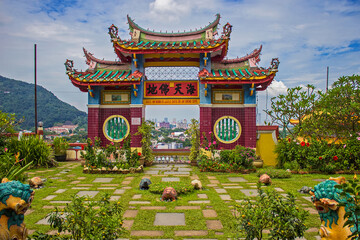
xmin=220 ymin=145 xmax=255 ymax=169
xmin=7 ymin=136 xmax=56 ymax=168
xmin=32 ymin=193 xmax=125 ymax=240
xmin=257 ymin=168 xmax=292 ymax=179
xmin=149 ymin=181 xmax=194 ymax=195
xmin=0 ymin=148 xmax=32 ymax=182
xmin=235 ymin=183 xmax=308 ymax=239
xmin=53 ymin=137 xmax=69 ymax=156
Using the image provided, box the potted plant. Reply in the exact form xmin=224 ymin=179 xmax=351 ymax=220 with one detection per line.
xmin=53 ymin=137 xmax=69 ymax=161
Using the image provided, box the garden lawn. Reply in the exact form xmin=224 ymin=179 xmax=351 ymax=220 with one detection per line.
xmin=23 ymin=161 xmax=350 ymax=239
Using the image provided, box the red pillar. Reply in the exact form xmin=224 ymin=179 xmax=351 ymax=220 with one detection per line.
xmin=130 ymin=106 xmax=144 ymax=148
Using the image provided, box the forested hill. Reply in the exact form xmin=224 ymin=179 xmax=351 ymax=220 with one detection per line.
xmin=0 ymin=75 xmax=87 ymax=130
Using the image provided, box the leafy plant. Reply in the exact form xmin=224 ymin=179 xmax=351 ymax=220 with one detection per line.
xmin=235 ymin=183 xmax=308 ymax=239
xmin=149 ymin=181 xmax=195 ymax=195
xmin=7 ymin=136 xmax=56 ymax=168
xmin=53 ymin=137 xmax=69 ymax=156
xmin=42 ymin=193 xmax=125 ymax=240
xmin=257 ymin=168 xmax=292 ymax=179
xmin=0 ymin=148 xmax=32 ymax=182
xmin=185 ymin=119 xmax=200 ymax=164
xmin=136 ymin=120 xmax=154 ymax=166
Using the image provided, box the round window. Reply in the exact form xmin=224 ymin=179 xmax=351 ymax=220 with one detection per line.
xmin=103 ymin=115 xmax=130 ymax=142
xmin=213 ymin=116 xmax=241 ymax=144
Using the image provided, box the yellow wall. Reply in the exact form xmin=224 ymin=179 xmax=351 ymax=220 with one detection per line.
xmin=256 ymin=131 xmax=278 ymax=166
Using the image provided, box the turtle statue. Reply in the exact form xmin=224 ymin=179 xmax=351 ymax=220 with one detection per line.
xmin=298 ymin=186 xmax=311 ymax=194
xmin=259 ymin=174 xmax=272 ymax=185
xmin=139 ymin=178 xmax=152 ymax=190
xmin=28 ymin=177 xmax=44 ymax=189
xmin=161 ymin=187 xmax=177 ymax=201
xmin=0 ymin=179 xmax=34 ymax=240
xmin=191 ymin=179 xmax=202 ymax=190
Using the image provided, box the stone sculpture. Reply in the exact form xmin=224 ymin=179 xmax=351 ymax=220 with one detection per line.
xmin=310 ymin=177 xmax=354 ymax=239
xmin=0 ymin=179 xmax=34 ymax=240
xmin=161 ymin=187 xmax=177 ymax=201
xmin=299 ymin=186 xmax=312 ymax=194
xmin=191 ymin=179 xmax=202 ymax=190
xmin=139 ymin=178 xmax=152 ymax=190
xmin=28 ymin=177 xmax=44 ymax=188
xmin=259 ymin=174 xmax=272 ymax=185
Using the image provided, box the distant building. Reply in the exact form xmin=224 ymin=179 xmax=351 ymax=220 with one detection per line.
xmin=159 ymin=121 xmax=170 ymax=129
xmin=45 ymin=124 xmax=78 ymax=134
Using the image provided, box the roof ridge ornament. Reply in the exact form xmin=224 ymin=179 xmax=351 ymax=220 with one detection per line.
xmin=108 ymin=24 xmax=119 ymax=40
xmin=270 ymin=58 xmax=280 ymax=71
xmin=65 ymin=59 xmax=74 ymax=73
xmin=222 ymin=22 xmax=232 ymax=38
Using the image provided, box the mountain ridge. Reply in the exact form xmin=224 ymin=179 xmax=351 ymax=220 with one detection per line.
xmin=0 ymin=75 xmax=87 ymax=130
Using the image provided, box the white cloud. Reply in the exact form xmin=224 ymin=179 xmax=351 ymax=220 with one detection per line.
xmin=266 ymin=80 xmax=288 ymax=97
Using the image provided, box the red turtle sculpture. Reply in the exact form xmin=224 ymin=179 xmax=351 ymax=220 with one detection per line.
xmin=161 ymin=187 xmax=177 ymax=201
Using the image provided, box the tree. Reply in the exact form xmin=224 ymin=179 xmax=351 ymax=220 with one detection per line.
xmin=302 ymin=75 xmax=360 ymax=140
xmin=264 ymin=85 xmax=320 ymax=138
xmin=0 ymin=111 xmax=23 ymax=148
xmin=185 ymin=119 xmax=200 ymax=164
xmin=136 ymin=120 xmax=155 ymax=165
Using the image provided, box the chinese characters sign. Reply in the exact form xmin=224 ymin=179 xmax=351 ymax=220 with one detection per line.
xmin=144 ymin=81 xmax=199 ymax=98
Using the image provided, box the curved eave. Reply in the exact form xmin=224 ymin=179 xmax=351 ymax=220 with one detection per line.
xmin=112 ymin=39 xmax=228 ymax=55
xmin=127 ymin=14 xmax=220 ymax=37
xmin=199 ymin=72 xmax=276 ymax=90
xmin=83 ymin=48 xmax=125 ymax=65
xmin=220 ymin=45 xmax=262 ymax=64
xmin=67 ymin=72 xmax=142 ymax=92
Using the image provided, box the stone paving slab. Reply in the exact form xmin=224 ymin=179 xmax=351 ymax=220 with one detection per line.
xmin=197 ymin=194 xmax=208 ymax=199
xmin=110 ymin=196 xmax=121 ymax=201
xmin=122 ymin=186 xmax=132 ymax=189
xmin=175 ymin=206 xmax=201 ymax=210
xmin=206 ymin=184 xmax=218 ymax=187
xmin=122 ymin=180 xmax=132 ymax=185
xmin=144 ymin=171 xmax=159 ymax=175
xmin=188 ymin=200 xmax=210 ymax=204
xmin=50 ymin=201 xmax=71 ymax=204
xmin=93 ymin=178 xmax=113 ymax=183
xmin=101 ymin=184 xmax=119 ymax=187
xmin=24 ymin=209 xmax=34 ymax=215
xmin=114 ymin=189 xmax=125 ymax=194
xmin=54 ymin=189 xmax=67 ymax=194
xmin=207 ymin=176 xmax=216 ymax=179
xmin=228 ymin=177 xmax=247 ymax=182
xmin=224 ymin=186 xmax=243 ymax=189
xmin=43 ymin=195 xmax=57 ymax=200
xmin=76 ymin=190 xmax=99 ymax=198
xmin=162 ymin=177 xmax=180 ymax=182
xmin=174 ymin=231 xmax=207 ymax=236
xmin=77 ymin=177 xmax=86 ymax=180
xmin=77 ymin=184 xmax=93 ymax=187
xmin=219 ymin=195 xmax=232 ymax=200
xmin=177 ymin=168 xmax=192 ymax=171
xmin=304 ymin=207 xmax=318 ymax=214
xmin=222 ymin=183 xmax=239 ymax=186
xmin=209 ymin=180 xmax=220 ymax=184
xmin=274 ymin=187 xmax=284 ymax=192
xmin=131 ymin=231 xmax=164 ymax=237
xmin=202 ymin=209 xmax=217 ymax=218
xmin=123 ymin=220 xmax=134 ymax=230
xmin=164 ymin=171 xmax=190 ymax=175
xmin=70 ymin=181 xmax=80 ymax=184
xmin=97 ymin=187 xmax=116 ymax=190
xmin=215 ymin=189 xmax=227 ymax=193
xmin=132 ymin=194 xmax=142 ymax=199
xmin=123 ymin=210 xmax=138 ymax=218
xmin=206 ymin=220 xmax=223 ymax=229
xmin=154 ymin=213 xmax=185 ymax=226
xmin=141 ymin=206 xmax=167 ymax=210
xmin=240 ymin=189 xmax=259 ymax=197
xmin=129 ymin=201 xmax=151 ymax=204
xmin=72 ymin=187 xmax=90 ymax=190
xmin=303 ymin=196 xmax=312 ymax=202
xmin=125 ymin=177 xmax=134 ymax=180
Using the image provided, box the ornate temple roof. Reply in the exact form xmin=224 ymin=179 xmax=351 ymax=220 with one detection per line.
xmin=127 ymin=14 xmax=220 ymax=40
xmin=65 ymin=60 xmax=142 ymax=92
xmin=199 ymin=58 xmax=279 ymax=91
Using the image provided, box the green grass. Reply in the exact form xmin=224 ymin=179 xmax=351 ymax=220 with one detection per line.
xmin=21 ymin=163 xmax=352 ymax=239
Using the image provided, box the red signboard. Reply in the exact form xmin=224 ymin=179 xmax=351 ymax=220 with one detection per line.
xmin=144 ymin=81 xmax=199 ymax=98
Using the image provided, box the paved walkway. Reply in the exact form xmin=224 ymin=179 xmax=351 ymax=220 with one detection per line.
xmin=27 ymin=162 xmax=321 ymax=239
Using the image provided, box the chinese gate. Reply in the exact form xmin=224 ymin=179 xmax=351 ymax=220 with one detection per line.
xmin=65 ymin=14 xmax=279 ymax=149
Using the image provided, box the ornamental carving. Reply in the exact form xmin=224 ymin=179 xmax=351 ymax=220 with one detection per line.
xmin=222 ymin=22 xmax=232 ymax=38
xmin=108 ymin=24 xmax=119 ymax=40
xmin=271 ymin=58 xmax=280 ymax=70
xmin=64 ymin=59 xmax=74 ymax=72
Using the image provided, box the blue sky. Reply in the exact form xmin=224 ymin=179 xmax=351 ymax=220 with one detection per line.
xmin=0 ymin=0 xmax=360 ymax=124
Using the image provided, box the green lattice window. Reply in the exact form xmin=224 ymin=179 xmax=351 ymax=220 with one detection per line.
xmin=214 ymin=116 xmax=241 ymax=143
xmin=103 ymin=115 xmax=130 ymax=142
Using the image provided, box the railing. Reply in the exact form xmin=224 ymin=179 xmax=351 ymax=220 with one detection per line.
xmin=152 ymin=149 xmax=190 ymax=164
